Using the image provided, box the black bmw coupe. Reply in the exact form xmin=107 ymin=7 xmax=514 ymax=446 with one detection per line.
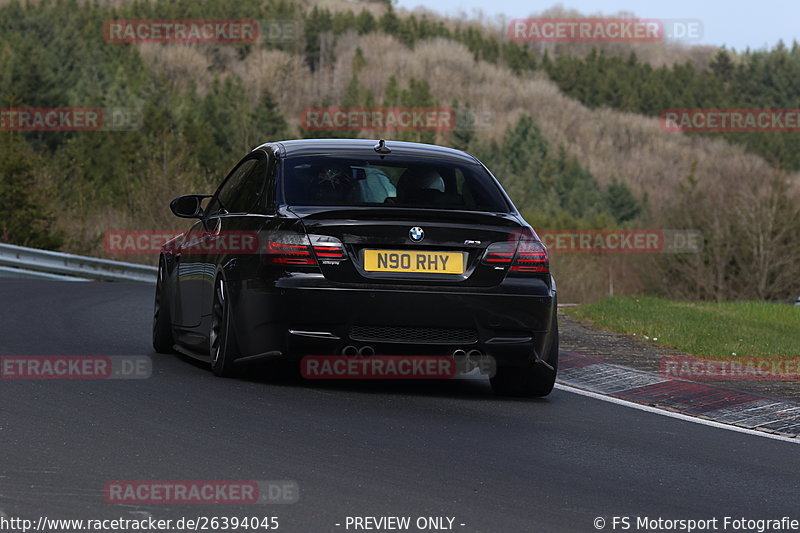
xmin=153 ymin=139 xmax=559 ymax=396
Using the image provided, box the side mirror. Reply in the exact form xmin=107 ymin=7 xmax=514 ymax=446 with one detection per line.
xmin=170 ymin=194 xmax=210 ymax=218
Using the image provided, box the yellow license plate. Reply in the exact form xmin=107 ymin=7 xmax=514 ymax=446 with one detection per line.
xmin=363 ymin=250 xmax=464 ymax=274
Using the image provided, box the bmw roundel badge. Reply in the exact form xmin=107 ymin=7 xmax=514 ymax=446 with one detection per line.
xmin=409 ymin=227 xmax=424 ymax=242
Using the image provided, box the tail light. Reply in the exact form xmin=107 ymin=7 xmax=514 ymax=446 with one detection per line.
xmin=263 ymin=233 xmax=346 ymax=266
xmin=482 ymin=241 xmax=516 ymax=266
xmin=511 ymin=240 xmax=548 ymax=273
xmin=264 ymin=236 xmax=315 ymax=265
xmin=482 ymin=239 xmax=548 ymax=274
xmin=310 ymin=235 xmax=346 ymax=260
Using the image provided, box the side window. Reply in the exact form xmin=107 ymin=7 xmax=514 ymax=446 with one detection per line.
xmin=207 ymin=156 xmax=267 ymax=216
xmin=226 ymin=158 xmax=268 ymax=213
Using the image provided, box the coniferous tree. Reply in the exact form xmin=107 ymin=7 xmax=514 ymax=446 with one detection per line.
xmin=605 ymin=178 xmax=642 ymax=224
xmin=252 ymin=89 xmax=289 ymax=142
xmin=0 ymin=133 xmax=62 ymax=249
xmin=450 ymin=101 xmax=475 ymax=151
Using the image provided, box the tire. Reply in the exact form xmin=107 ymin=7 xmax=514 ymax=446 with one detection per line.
xmin=210 ymin=277 xmax=240 ymax=377
xmin=491 ymin=318 xmax=559 ymax=398
xmin=152 ymin=257 xmax=175 ymax=353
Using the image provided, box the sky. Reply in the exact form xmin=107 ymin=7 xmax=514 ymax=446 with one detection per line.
xmin=393 ymin=0 xmax=798 ymax=51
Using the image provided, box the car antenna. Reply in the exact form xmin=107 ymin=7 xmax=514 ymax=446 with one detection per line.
xmin=373 ymin=139 xmax=391 ymax=154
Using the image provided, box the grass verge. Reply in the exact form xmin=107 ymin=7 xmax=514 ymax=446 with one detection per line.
xmin=563 ymin=295 xmax=800 ymax=359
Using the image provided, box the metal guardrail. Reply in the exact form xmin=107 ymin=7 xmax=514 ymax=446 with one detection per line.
xmin=0 ymin=243 xmax=157 ymax=283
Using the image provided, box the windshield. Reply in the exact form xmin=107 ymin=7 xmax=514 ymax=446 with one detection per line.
xmin=281 ymin=156 xmax=511 ymax=212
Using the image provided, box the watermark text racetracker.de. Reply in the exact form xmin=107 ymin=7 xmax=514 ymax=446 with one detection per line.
xmin=537 ymin=229 xmax=702 ymax=254
xmin=300 ymin=107 xmax=457 ymax=132
xmin=0 ymin=356 xmax=151 ymax=380
xmin=302 ymin=354 xmax=497 ymax=379
xmin=508 ymin=18 xmax=702 ymax=43
xmin=593 ymin=515 xmax=799 ymax=532
xmin=661 ymin=108 xmax=800 ymax=133
xmin=0 ymin=107 xmax=142 ymax=131
xmin=104 ymin=230 xmax=265 ymax=255
xmin=662 ymin=356 xmax=800 ymax=381
xmin=104 ymin=480 xmax=299 ymax=504
xmin=298 ymin=106 xmax=495 ymax=132
xmin=103 ymin=19 xmax=298 ymax=44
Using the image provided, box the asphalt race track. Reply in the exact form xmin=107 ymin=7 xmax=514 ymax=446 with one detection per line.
xmin=1 ymin=280 xmax=798 ymax=533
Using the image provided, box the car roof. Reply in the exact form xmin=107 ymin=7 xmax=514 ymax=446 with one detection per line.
xmin=254 ymin=139 xmax=481 ymax=165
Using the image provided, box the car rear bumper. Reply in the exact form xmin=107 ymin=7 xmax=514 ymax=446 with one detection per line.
xmin=227 ymin=273 xmax=557 ymax=366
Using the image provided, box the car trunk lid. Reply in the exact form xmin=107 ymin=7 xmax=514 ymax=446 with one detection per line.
xmin=290 ymin=206 xmax=527 ymax=287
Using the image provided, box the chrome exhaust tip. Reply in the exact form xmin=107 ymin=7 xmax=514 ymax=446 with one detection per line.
xmin=452 ymin=349 xmax=468 ymax=374
xmin=466 ymin=349 xmax=483 ymax=359
xmin=342 ymin=345 xmax=358 ymax=356
xmin=358 ymin=345 xmax=375 ymax=356
xmin=458 ymin=349 xmax=488 ymax=375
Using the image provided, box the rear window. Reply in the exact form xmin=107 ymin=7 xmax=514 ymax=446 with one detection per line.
xmin=281 ymin=156 xmax=510 ymax=212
